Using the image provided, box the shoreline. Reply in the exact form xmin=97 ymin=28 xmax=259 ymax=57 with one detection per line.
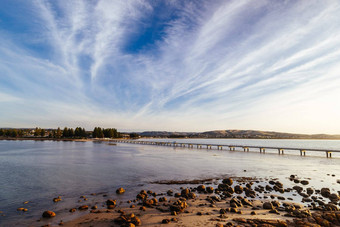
xmin=32 ymin=176 xmax=340 ymax=227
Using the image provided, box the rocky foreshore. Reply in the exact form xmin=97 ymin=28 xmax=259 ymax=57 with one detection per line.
xmin=16 ymin=175 xmax=340 ymax=227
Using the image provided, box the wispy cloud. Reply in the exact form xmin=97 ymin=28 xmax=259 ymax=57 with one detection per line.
xmin=1 ymin=0 xmax=340 ymax=133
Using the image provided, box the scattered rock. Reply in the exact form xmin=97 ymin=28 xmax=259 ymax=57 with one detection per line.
xmin=53 ymin=196 xmax=62 ymax=203
xmin=170 ymin=199 xmax=187 ymax=214
xmin=197 ymin=185 xmax=206 ymax=192
xmin=329 ymin=193 xmax=340 ymax=202
xmin=206 ymin=187 xmax=214 ymax=193
xmin=263 ymin=202 xmax=273 ymax=210
xmin=78 ymin=205 xmax=88 ymax=211
xmin=301 ymin=180 xmax=309 ymax=185
xmin=307 ymin=188 xmax=314 ymax=195
xmin=69 ymin=208 xmax=76 ymax=213
xmin=116 ymin=187 xmax=125 ymax=194
xmin=222 ymin=178 xmax=233 ymax=186
xmin=321 ymin=188 xmax=331 ymax=198
xmin=114 ymin=213 xmax=141 ymax=226
xmin=42 ymin=211 xmax=56 ymax=218
xmin=234 ymin=185 xmax=243 ymax=194
xmin=162 ymin=218 xmax=171 ymax=224
xmin=17 ymin=208 xmax=28 ymax=212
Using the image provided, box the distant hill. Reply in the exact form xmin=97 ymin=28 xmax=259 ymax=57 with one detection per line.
xmin=138 ymin=130 xmax=340 ymax=139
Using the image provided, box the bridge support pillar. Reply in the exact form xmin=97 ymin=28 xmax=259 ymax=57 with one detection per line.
xmin=300 ymin=150 xmax=306 ymax=156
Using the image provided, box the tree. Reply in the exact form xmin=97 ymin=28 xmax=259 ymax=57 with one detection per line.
xmin=68 ymin=128 xmax=74 ymax=138
xmin=129 ymin=133 xmax=139 ymax=138
xmin=56 ymin=127 xmax=62 ymax=138
xmin=63 ymin=127 xmax=69 ymax=137
xmin=40 ymin=129 xmax=45 ymax=137
xmin=34 ymin=127 xmax=41 ymax=137
xmin=92 ymin=127 xmax=104 ymax=138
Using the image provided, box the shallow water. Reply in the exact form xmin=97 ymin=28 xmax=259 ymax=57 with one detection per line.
xmin=0 ymin=139 xmax=339 ymax=226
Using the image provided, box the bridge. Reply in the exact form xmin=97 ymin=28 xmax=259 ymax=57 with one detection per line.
xmin=111 ymin=140 xmax=340 ymax=158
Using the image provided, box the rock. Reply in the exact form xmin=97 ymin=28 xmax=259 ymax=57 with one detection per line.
xmin=306 ymin=188 xmax=314 ymax=195
xmin=251 ymin=211 xmax=257 ymax=215
xmin=197 ymin=185 xmax=206 ymax=192
xmin=222 ymin=178 xmax=233 ymax=186
xmin=167 ymin=190 xmax=173 ymax=196
xmin=206 ymin=187 xmax=214 ymax=193
xmin=325 ymin=203 xmax=339 ymax=211
xmin=241 ymin=198 xmax=252 ymax=206
xmin=321 ymin=188 xmax=331 ymax=198
xmin=271 ymin=201 xmax=280 ymax=207
xmin=114 ymin=213 xmax=141 ymax=226
xmin=300 ymin=180 xmax=309 ymax=185
xmin=293 ymin=186 xmax=303 ymax=193
xmin=116 ymin=187 xmax=125 ymax=194
xmin=170 ymin=199 xmax=187 ymax=213
xmin=78 ymin=205 xmax=88 ymax=211
xmin=265 ymin=185 xmax=273 ymax=191
xmin=263 ymin=202 xmax=273 ymax=210
xmin=220 ymin=208 xmax=227 ymax=214
xmin=275 ymin=181 xmax=283 ymax=188
xmin=230 ymin=207 xmax=238 ymax=213
xmin=91 ymin=205 xmax=97 ymax=210
xmin=53 ymin=196 xmax=62 ymax=202
xmin=294 ymin=179 xmax=300 ymax=183
xmin=69 ymin=208 xmax=76 ymax=213
xmin=234 ymin=185 xmax=243 ymax=194
xmin=244 ymin=188 xmax=256 ymax=198
xmin=159 ymin=197 xmax=167 ymax=202
xmin=162 ymin=219 xmax=171 ymax=224
xmin=329 ymin=193 xmax=340 ymax=202
xmin=196 ymin=211 xmax=203 ymax=215
xmin=42 ymin=211 xmax=56 ymax=218
xmin=269 ymin=209 xmax=279 ymax=214
xmin=106 ymin=199 xmax=116 ymax=208
xmin=140 ymin=206 xmax=146 ymax=211
xmin=230 ymin=198 xmax=242 ymax=207
xmin=144 ymin=198 xmax=158 ymax=207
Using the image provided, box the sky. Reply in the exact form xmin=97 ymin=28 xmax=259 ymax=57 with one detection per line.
xmin=1 ymin=0 xmax=340 ymax=134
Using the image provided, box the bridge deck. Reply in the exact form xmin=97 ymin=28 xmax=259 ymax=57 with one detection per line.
xmin=112 ymin=140 xmax=340 ymax=157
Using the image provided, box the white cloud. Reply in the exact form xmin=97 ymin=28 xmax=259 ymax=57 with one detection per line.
xmin=1 ymin=0 xmax=340 ymax=133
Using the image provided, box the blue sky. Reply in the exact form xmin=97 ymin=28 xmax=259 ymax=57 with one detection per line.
xmin=1 ymin=0 xmax=340 ymax=133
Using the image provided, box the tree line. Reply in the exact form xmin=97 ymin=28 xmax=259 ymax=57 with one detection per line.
xmin=0 ymin=127 xmax=122 ymax=139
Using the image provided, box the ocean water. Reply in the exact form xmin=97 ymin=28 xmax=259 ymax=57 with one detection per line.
xmin=0 ymin=139 xmax=339 ymax=226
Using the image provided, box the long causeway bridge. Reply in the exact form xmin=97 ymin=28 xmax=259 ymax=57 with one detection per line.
xmin=112 ymin=140 xmax=340 ymax=158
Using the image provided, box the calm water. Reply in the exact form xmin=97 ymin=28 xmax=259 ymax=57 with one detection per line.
xmin=0 ymin=139 xmax=340 ymax=226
